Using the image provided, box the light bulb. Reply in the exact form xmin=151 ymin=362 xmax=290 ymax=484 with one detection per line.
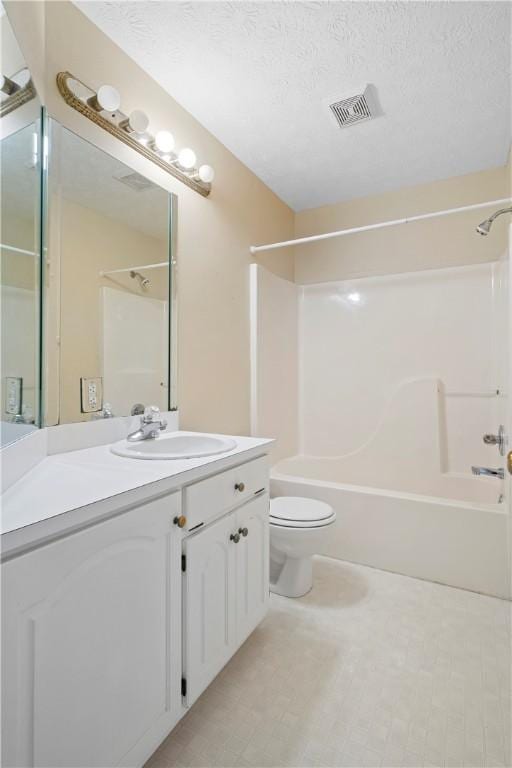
xmin=198 ymin=164 xmax=215 ymax=183
xmin=178 ymin=148 xmax=196 ymax=170
xmin=120 ymin=109 xmax=149 ymax=135
xmin=87 ymin=84 xmax=121 ymax=113
xmin=154 ymin=131 xmax=175 ymax=153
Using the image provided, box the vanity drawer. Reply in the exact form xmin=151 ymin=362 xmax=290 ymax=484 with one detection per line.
xmin=184 ymin=456 xmax=268 ymax=530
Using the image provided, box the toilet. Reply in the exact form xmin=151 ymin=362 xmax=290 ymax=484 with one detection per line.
xmin=269 ymin=497 xmax=336 ymax=598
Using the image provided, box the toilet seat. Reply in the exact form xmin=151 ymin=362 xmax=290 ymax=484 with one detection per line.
xmin=270 ymin=497 xmax=336 ymax=529
xmin=270 ymin=516 xmax=336 ymax=529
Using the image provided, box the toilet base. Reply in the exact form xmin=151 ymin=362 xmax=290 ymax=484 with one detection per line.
xmin=269 ymin=554 xmax=313 ymax=598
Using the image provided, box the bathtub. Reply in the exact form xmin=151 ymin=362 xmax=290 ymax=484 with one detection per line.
xmin=271 ymin=455 xmax=510 ymax=599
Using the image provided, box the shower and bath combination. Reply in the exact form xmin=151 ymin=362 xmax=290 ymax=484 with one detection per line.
xmin=476 ymin=206 xmax=512 ymax=235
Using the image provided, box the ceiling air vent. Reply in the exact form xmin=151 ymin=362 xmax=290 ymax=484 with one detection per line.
xmin=113 ymin=171 xmax=155 ymax=192
xmin=328 ymin=85 xmax=377 ymax=129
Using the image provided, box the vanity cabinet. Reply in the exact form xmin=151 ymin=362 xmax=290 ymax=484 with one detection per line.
xmin=183 ymin=492 xmax=269 ymax=706
xmin=235 ymin=493 xmax=270 ymax=644
xmin=2 ymin=493 xmax=183 ymax=768
xmin=1 ymin=454 xmax=269 ymax=768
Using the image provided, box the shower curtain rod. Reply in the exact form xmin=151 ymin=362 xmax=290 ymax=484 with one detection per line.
xmin=249 ymin=197 xmax=512 ymax=254
xmin=100 ymin=261 xmax=168 ymax=277
xmin=0 ymin=243 xmax=38 ymax=257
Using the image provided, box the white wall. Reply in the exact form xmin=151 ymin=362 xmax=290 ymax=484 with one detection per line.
xmin=299 ymin=263 xmax=502 ymax=479
xmin=250 ymin=265 xmax=298 ymax=462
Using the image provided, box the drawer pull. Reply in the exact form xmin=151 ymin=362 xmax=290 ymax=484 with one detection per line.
xmin=173 ymin=515 xmax=187 ymax=528
xmin=234 ymin=482 xmax=245 ymax=492
xmin=230 ymin=532 xmax=240 ymax=544
xmin=238 ymin=527 xmax=248 ymax=537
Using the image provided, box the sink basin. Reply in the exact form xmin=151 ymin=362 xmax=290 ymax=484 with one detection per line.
xmin=110 ymin=431 xmax=237 ymax=460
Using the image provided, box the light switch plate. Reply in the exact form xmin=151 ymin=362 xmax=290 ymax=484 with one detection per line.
xmin=80 ymin=377 xmax=103 ymax=413
xmin=5 ymin=377 xmax=22 ymax=415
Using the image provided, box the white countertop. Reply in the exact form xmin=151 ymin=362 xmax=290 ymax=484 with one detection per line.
xmin=1 ymin=431 xmax=273 ymax=559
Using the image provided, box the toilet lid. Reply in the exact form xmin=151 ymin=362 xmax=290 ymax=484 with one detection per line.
xmin=270 ymin=497 xmax=334 ymax=524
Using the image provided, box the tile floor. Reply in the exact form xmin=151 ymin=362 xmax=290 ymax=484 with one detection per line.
xmin=146 ymin=557 xmax=511 ymax=768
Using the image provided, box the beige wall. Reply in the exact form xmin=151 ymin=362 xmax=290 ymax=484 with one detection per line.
xmin=295 ymin=163 xmax=511 ymax=284
xmin=5 ymin=0 xmax=295 ymax=435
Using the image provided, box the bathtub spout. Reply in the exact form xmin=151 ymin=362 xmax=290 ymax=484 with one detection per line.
xmin=471 ymin=466 xmax=504 ymax=479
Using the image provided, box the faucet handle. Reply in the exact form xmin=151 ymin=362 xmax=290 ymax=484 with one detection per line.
xmin=143 ymin=405 xmax=160 ymax=423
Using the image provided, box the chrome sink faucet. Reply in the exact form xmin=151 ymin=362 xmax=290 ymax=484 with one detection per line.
xmin=127 ymin=405 xmax=167 ymax=442
xmin=471 ymin=466 xmax=505 ymax=480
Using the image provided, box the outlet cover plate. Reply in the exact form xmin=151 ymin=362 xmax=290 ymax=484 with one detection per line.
xmin=80 ymin=377 xmax=103 ymax=413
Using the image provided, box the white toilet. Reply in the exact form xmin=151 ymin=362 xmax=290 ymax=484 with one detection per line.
xmin=269 ymin=496 xmax=336 ymax=598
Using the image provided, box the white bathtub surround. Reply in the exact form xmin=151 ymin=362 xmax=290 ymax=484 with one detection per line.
xmin=250 ymin=264 xmax=298 ymax=462
xmin=145 ymin=557 xmax=511 ymax=768
xmin=252 ymin=263 xmax=510 ymax=597
xmin=279 ymin=378 xmax=501 ymax=504
xmin=300 ymin=263 xmax=504 ymax=468
xmin=269 ymin=496 xmax=336 ymax=597
xmin=271 ymin=468 xmax=509 ymax=599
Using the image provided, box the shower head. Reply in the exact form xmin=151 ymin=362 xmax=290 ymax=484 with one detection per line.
xmin=476 ymin=219 xmax=492 ymax=236
xmin=130 ymin=270 xmax=150 ymax=290
xmin=476 ymin=206 xmax=512 ymax=236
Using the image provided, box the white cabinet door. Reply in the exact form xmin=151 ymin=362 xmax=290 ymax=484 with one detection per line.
xmin=1 ymin=493 xmax=182 ymax=768
xmin=183 ymin=513 xmax=237 ymax=706
xmin=236 ymin=493 xmax=270 ymax=644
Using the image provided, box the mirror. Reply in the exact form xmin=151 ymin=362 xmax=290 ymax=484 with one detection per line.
xmin=0 ymin=4 xmax=42 ymax=447
xmin=45 ymin=119 xmax=177 ymax=425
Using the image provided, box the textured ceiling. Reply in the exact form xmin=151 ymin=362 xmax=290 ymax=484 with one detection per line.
xmin=75 ymin=1 xmax=511 ymax=211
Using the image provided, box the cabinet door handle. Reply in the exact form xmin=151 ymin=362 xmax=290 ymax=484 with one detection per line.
xmin=234 ymin=482 xmax=245 ymax=492
xmin=230 ymin=533 xmax=240 ymax=543
xmin=238 ymin=527 xmax=248 ymax=537
xmin=173 ymin=515 xmax=187 ymax=528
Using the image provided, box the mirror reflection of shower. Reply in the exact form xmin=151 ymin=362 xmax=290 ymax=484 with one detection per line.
xmin=476 ymin=206 xmax=512 ymax=235
xmin=130 ymin=270 xmax=150 ymax=291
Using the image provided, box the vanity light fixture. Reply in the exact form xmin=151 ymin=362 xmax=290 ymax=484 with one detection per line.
xmin=1 ymin=74 xmax=18 ymax=95
xmin=56 ymin=71 xmax=213 ymax=197
xmin=0 ymin=67 xmax=36 ymax=118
